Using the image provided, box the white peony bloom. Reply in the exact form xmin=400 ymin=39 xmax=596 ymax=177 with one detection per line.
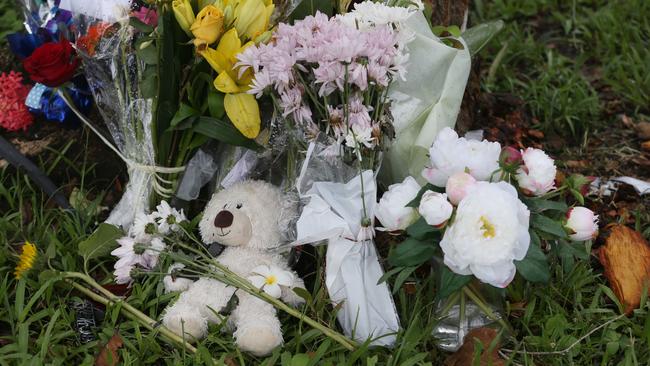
xmin=248 ymin=265 xmax=295 ymax=298
xmin=445 ymin=171 xmax=477 ymax=205
xmin=422 ymin=127 xmax=502 ymax=187
xmin=565 ymin=207 xmax=599 ymax=241
xmin=153 ymin=201 xmax=187 ymax=234
xmin=163 ymin=263 xmax=194 ymax=293
xmin=375 ymin=176 xmax=421 ymax=231
xmin=515 ymin=148 xmax=557 ymax=196
xmin=440 ymin=182 xmax=530 ymax=288
xmin=418 ymin=191 xmax=453 ymax=227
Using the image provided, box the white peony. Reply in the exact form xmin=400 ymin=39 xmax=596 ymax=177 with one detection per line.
xmin=515 ymin=148 xmax=557 ymax=196
xmin=440 ymin=182 xmax=530 ymax=288
xmin=375 ymin=176 xmax=421 ymax=231
xmin=422 ymin=127 xmax=502 ymax=187
xmin=418 ymin=191 xmax=453 ymax=227
xmin=565 ymin=207 xmax=599 ymax=241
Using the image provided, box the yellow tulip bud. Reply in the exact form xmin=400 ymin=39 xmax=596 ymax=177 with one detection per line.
xmin=172 ymin=0 xmax=195 ymax=36
xmin=191 ymin=5 xmax=225 ymax=45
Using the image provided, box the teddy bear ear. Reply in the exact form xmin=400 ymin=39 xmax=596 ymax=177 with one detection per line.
xmin=278 ymin=190 xmax=300 ymax=240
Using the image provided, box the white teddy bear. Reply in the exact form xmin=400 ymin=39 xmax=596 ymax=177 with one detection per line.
xmin=161 ymin=180 xmax=305 ymax=356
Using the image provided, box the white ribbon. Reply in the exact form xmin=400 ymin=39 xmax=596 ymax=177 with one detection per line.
xmin=294 ymin=144 xmax=400 ymax=346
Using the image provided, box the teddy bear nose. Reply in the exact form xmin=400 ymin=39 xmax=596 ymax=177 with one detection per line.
xmin=214 ymin=210 xmax=234 ymax=228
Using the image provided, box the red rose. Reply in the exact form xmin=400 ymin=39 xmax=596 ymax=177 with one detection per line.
xmin=23 ymin=39 xmax=80 ymax=87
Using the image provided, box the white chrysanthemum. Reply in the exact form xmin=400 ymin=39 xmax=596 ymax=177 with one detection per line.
xmin=418 ymin=191 xmax=453 ymax=226
xmin=111 ymin=236 xmax=166 ymax=284
xmin=248 ymin=265 xmax=294 ymax=298
xmin=338 ymin=0 xmax=422 ymax=30
xmin=130 ymin=212 xmax=158 ymax=240
xmin=422 ymin=127 xmax=502 ymax=187
xmin=163 ymin=263 xmax=194 ymax=293
xmin=375 ymin=176 xmax=421 ymax=231
xmin=153 ymin=201 xmax=187 ymax=234
xmin=440 ymin=182 xmax=530 ymax=288
xmin=516 ymin=148 xmax=557 ymax=196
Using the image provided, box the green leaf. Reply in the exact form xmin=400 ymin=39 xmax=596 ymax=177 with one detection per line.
xmin=388 ymin=238 xmax=436 ymax=267
xmin=290 ymin=354 xmax=310 ymax=366
xmin=406 ymin=183 xmax=439 ymax=208
xmin=129 ymin=16 xmax=154 ymax=33
xmin=462 ymin=20 xmax=505 ymax=57
xmin=292 ymin=287 xmax=312 ymax=304
xmin=393 ymin=266 xmax=418 ymax=294
xmin=406 ymin=217 xmax=439 ymax=240
xmin=193 ymin=116 xmax=263 ymax=151
xmin=377 ymin=266 xmax=404 ymax=285
xmin=208 ymin=90 xmax=225 ymax=119
xmin=523 ymin=197 xmax=569 ymax=213
xmin=447 ymin=25 xmax=462 ymax=37
xmin=135 ymin=42 xmax=158 ymax=65
xmin=436 ymin=266 xmax=472 ymax=300
xmin=78 ymin=223 xmax=124 ymax=261
xmin=170 ymin=103 xmax=200 ymax=129
xmin=515 ymin=239 xmax=550 ymax=283
xmin=531 ymin=214 xmax=569 ymax=239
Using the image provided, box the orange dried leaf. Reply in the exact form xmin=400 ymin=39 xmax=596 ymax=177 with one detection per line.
xmin=599 ymin=225 xmax=650 ymax=315
xmin=95 ymin=332 xmax=123 ymax=366
xmin=444 ymin=328 xmax=505 ymax=366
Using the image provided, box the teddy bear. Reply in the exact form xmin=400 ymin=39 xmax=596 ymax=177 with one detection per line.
xmin=161 ymin=180 xmax=306 ymax=356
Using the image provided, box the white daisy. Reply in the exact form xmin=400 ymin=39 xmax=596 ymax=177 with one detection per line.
xmin=153 ymin=201 xmax=187 ymax=234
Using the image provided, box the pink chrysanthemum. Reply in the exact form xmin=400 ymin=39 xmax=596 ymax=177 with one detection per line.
xmin=0 ymin=71 xmax=34 ymax=132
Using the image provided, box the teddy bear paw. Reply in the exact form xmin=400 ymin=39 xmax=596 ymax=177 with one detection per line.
xmin=163 ymin=311 xmax=208 ymax=341
xmin=235 ymin=324 xmax=283 ymax=356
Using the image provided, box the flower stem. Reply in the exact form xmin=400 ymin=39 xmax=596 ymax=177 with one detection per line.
xmin=462 ymin=286 xmax=513 ymax=333
xmin=61 ymin=272 xmax=204 ymax=358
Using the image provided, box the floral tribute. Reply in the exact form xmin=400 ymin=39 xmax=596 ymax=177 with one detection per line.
xmin=0 ymin=71 xmax=33 ymax=131
xmin=384 ymin=127 xmax=599 ymax=289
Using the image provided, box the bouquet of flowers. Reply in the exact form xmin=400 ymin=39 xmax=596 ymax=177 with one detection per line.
xmin=381 ymin=127 xmax=598 ymax=349
xmin=233 ymin=1 xmax=434 ymax=345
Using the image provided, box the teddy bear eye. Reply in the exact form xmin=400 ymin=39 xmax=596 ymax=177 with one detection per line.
xmin=236 ymin=203 xmax=243 ymax=209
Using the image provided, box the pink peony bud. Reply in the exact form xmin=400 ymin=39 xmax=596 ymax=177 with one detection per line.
xmin=500 ymin=146 xmax=523 ymax=165
xmin=445 ymin=172 xmax=477 ymax=205
xmin=566 ymin=207 xmax=599 ymax=241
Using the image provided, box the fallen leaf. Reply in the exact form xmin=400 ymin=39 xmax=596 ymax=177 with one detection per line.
xmin=95 ymin=332 xmax=123 ymax=366
xmin=445 ymin=328 xmax=505 ymax=366
xmin=641 ymin=141 xmax=650 ymax=152
xmin=528 ymin=129 xmax=545 ymax=139
xmin=599 ymin=225 xmax=650 ymax=315
xmin=636 ymin=122 xmax=650 ymax=140
xmin=620 ymin=114 xmax=635 ymax=128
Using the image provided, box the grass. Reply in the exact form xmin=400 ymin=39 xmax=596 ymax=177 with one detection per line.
xmin=474 ymin=0 xmax=650 ymax=139
xmin=2 ymin=0 xmax=650 ymax=365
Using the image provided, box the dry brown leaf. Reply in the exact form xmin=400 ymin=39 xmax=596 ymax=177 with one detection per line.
xmin=641 ymin=141 xmax=650 ymax=152
xmin=599 ymin=225 xmax=650 ymax=315
xmin=636 ymin=121 xmax=650 ymax=140
xmin=444 ymin=328 xmax=505 ymax=366
xmin=95 ymin=332 xmax=123 ymax=366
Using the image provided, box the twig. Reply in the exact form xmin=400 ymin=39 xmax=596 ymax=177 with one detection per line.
xmin=500 ymin=313 xmax=626 ymax=356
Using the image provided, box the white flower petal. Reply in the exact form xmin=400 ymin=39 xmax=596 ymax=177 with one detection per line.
xmin=249 ymin=275 xmax=267 ymax=289
xmin=264 ymin=283 xmax=282 ymax=298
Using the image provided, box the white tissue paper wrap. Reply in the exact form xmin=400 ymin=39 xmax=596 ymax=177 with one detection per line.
xmin=294 ymin=143 xmax=400 ymax=346
xmin=382 ymin=11 xmax=472 ymax=185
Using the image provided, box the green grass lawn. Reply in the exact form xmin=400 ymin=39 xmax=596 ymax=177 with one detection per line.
xmin=2 ymin=0 xmax=650 ymax=365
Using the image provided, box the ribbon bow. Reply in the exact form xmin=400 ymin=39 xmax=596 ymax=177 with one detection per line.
xmin=294 ymin=147 xmax=400 ymax=346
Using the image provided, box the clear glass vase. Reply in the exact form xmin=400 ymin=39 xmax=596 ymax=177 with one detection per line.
xmin=431 ymin=260 xmax=507 ymax=352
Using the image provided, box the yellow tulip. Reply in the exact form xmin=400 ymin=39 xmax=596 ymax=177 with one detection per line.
xmin=191 ymin=5 xmax=225 ymax=46
xmin=172 ymin=0 xmax=195 ymax=36
xmin=199 ymin=28 xmax=260 ymax=138
xmin=232 ymin=0 xmax=274 ymax=41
